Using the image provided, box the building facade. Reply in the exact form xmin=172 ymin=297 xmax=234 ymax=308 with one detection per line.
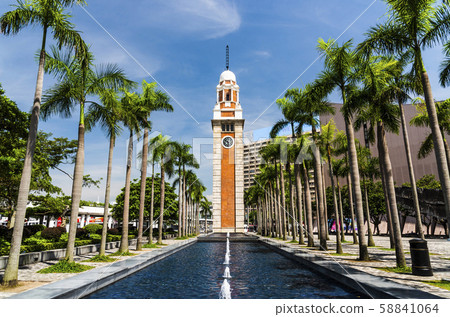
xmin=320 ymin=103 xmax=443 ymax=188
xmin=211 ymin=69 xmax=245 ymax=232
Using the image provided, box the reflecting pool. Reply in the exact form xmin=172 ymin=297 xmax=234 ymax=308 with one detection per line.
xmin=86 ymin=242 xmax=363 ymax=299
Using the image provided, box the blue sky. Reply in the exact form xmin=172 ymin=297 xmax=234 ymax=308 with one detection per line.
xmin=0 ymin=0 xmax=448 ymax=203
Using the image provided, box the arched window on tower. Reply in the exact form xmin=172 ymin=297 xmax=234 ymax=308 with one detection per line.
xmin=226 ymin=92 xmax=230 ymax=101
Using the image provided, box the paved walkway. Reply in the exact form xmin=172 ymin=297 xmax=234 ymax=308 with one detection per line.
xmin=0 ymin=234 xmax=449 ymax=299
xmin=261 ymin=234 xmax=450 ymax=299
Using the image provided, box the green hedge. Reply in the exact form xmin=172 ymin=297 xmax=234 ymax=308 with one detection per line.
xmin=0 ymin=231 xmax=136 ymax=256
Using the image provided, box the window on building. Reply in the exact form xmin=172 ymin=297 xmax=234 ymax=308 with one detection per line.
xmin=222 ymin=123 xmax=235 ymax=132
xmin=226 ymin=93 xmax=230 ymax=101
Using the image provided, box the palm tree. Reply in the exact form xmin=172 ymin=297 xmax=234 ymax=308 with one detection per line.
xmin=390 ymin=56 xmax=426 ymax=239
xmin=135 ymin=82 xmax=172 ymax=251
xmin=355 ymin=55 xmax=406 ymax=267
xmin=316 ymin=38 xmax=369 ymax=260
xmin=356 ymin=145 xmax=378 ymax=247
xmin=85 ymin=89 xmax=124 ymax=256
xmin=117 ymin=90 xmax=148 ymax=253
xmin=260 ymin=142 xmax=284 ymax=238
xmin=200 ymin=197 xmax=212 ymax=233
xmin=147 ymin=134 xmax=164 ymax=243
xmin=153 ymin=136 xmax=175 ymax=244
xmin=172 ymin=143 xmax=199 ymax=237
xmin=41 ymin=47 xmax=133 ymax=261
xmin=320 ymin=119 xmax=343 ymax=254
xmin=332 ymin=130 xmax=359 ymax=244
xmin=290 ymin=84 xmax=335 ymax=250
xmin=190 ymin=178 xmax=206 ymax=235
xmin=357 ymin=0 xmax=450 ymax=238
xmin=0 ymin=0 xmax=88 ymax=287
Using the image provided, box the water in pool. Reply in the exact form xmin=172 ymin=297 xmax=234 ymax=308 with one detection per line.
xmin=86 ymin=242 xmax=362 ymax=299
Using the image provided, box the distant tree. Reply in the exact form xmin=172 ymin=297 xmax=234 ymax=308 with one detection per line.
xmin=112 ymin=175 xmax=178 ymax=225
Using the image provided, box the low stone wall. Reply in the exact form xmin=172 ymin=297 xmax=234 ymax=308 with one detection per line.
xmin=0 ymin=239 xmax=136 ymax=270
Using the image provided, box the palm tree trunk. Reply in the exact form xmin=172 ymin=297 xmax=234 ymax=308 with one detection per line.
xmin=178 ymin=166 xmax=183 ymax=238
xmin=344 ymin=115 xmax=369 ymax=261
xmin=183 ymin=167 xmax=187 ymax=237
xmin=362 ymin=175 xmax=375 ymax=247
xmin=66 ymin=105 xmax=86 ymax=261
xmin=257 ymin=198 xmax=262 ymax=235
xmin=337 ymin=178 xmax=345 ymax=241
xmin=274 ymin=161 xmax=281 ymax=238
xmin=347 ymin=172 xmax=358 ymax=244
xmin=399 ymin=101 xmax=425 ymax=239
xmin=322 ymin=163 xmax=330 ymax=240
xmin=312 ymin=126 xmax=327 ymax=250
xmin=443 ymin=138 xmax=450 ymax=173
xmin=287 ymin=163 xmax=297 ymax=241
xmin=280 ymin=162 xmax=287 ymax=240
xmin=379 ymin=157 xmax=395 ymax=248
xmin=148 ymin=160 xmax=155 ymax=243
xmin=264 ymin=189 xmax=269 ymax=235
xmin=99 ymin=134 xmax=115 ymax=256
xmin=137 ymin=127 xmax=149 ymax=251
xmin=2 ymin=30 xmax=47 ymax=286
xmin=327 ymin=147 xmax=342 ymax=254
xmin=295 ymin=164 xmax=305 ymax=244
xmin=195 ymin=202 xmax=200 ymax=235
xmin=158 ymin=156 xmax=165 ymax=244
xmin=377 ymin=122 xmax=406 ymax=267
xmin=119 ymin=130 xmax=133 ymax=253
xmin=420 ymin=70 xmax=450 ymax=238
xmin=269 ymin=182 xmax=274 ymax=237
xmin=301 ymin=164 xmax=314 ymax=247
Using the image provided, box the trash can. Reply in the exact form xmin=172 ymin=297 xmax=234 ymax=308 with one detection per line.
xmin=409 ymin=238 xmax=433 ymax=276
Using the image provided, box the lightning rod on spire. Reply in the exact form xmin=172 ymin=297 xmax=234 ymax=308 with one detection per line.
xmin=226 ymin=45 xmax=229 ymax=70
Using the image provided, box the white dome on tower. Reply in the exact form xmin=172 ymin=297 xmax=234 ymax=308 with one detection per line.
xmin=219 ymin=70 xmax=236 ymax=82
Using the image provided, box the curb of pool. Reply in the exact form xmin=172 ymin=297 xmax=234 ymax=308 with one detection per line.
xmin=7 ymin=238 xmax=197 ymax=299
xmin=259 ymin=238 xmax=443 ymax=299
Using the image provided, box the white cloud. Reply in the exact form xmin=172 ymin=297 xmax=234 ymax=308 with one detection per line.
xmin=253 ymin=50 xmax=271 ymax=58
xmin=138 ymin=0 xmax=241 ymax=39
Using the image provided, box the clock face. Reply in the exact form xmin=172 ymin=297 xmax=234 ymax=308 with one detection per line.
xmin=222 ymin=136 xmax=234 ymax=148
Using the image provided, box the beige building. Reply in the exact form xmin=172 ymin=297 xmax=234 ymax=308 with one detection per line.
xmin=320 ymin=103 xmax=442 ymax=188
xmin=243 ymin=136 xmax=316 ymax=201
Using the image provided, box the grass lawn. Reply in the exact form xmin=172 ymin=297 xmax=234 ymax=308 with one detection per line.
xmin=37 ymin=260 xmax=94 ymax=274
xmin=108 ymin=251 xmax=137 ymax=257
xmin=422 ymin=280 xmax=450 ymax=291
xmin=83 ymin=255 xmax=116 ymax=262
xmin=377 ymin=266 xmax=412 ymax=274
xmin=377 ymin=247 xmax=395 ymax=251
xmin=143 ymin=243 xmax=161 ymax=248
xmin=328 ymin=252 xmax=357 ymax=256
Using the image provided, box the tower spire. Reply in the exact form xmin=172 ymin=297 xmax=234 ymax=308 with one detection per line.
xmin=226 ymin=45 xmax=229 ymax=70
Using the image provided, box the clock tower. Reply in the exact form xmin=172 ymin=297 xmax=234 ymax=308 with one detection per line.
xmin=211 ymin=49 xmax=245 ymax=233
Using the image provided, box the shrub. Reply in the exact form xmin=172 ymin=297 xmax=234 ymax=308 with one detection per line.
xmin=23 ymin=235 xmax=49 ymax=245
xmin=26 ymin=224 xmax=46 ymax=236
xmin=76 ymin=228 xmax=89 ymax=239
xmin=21 ymin=226 xmax=32 ymax=240
xmin=0 ymin=237 xmax=11 ymax=256
xmin=89 ymin=233 xmax=102 ymax=243
xmin=41 ymin=227 xmax=66 ymax=241
xmin=107 ymin=234 xmax=121 ymax=242
xmin=0 ymin=226 xmax=13 ymax=242
xmin=84 ymin=223 xmax=103 ymax=234
xmin=107 ymin=228 xmax=120 ymax=235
